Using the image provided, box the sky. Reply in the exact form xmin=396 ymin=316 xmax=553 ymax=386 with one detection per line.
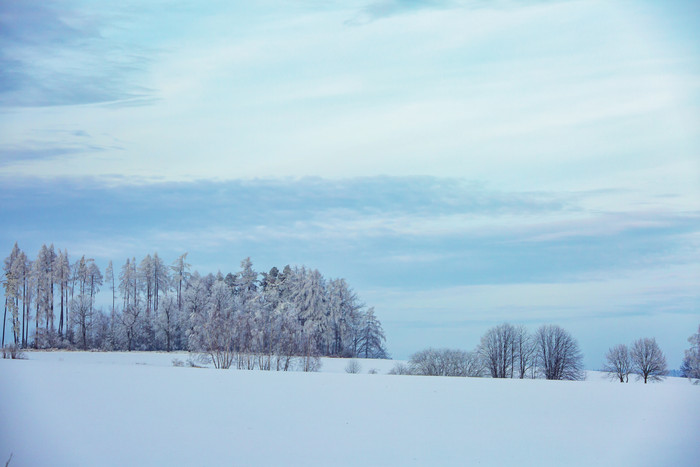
xmin=1 ymin=0 xmax=698 ymax=368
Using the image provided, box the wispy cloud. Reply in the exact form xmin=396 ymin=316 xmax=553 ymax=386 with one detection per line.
xmin=347 ymin=0 xmax=446 ymax=25
xmin=1 ymin=176 xmax=696 ymax=287
xmin=0 ymin=1 xmax=152 ymax=107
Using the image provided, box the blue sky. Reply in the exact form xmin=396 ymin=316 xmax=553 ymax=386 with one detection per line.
xmin=1 ymin=0 xmax=698 ymax=368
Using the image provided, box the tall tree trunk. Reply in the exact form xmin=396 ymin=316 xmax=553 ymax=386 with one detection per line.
xmin=2 ymin=298 xmax=7 ymax=348
xmin=34 ymin=300 xmax=39 ymax=349
xmin=21 ymin=280 xmax=26 ymax=348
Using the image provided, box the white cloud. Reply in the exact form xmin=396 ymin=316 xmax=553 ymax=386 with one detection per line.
xmin=366 ymin=262 xmax=700 ymax=324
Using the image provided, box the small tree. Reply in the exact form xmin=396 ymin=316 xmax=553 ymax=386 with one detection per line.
xmin=630 ymin=337 xmax=667 ymax=383
xmin=602 ymin=344 xmax=631 ymax=383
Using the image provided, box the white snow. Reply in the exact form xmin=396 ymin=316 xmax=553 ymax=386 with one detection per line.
xmin=1 ymin=351 xmax=698 ymax=466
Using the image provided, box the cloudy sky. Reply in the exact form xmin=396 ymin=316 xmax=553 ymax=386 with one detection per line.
xmin=1 ymin=0 xmax=698 ymax=367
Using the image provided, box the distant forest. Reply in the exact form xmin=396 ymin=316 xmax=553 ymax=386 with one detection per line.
xmin=2 ymin=243 xmax=388 ymax=368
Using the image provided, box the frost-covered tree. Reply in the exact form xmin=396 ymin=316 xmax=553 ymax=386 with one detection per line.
xmin=288 ymin=267 xmax=326 ymax=331
xmin=119 ymin=304 xmax=141 ymax=351
xmin=357 ymin=307 xmax=387 ymax=359
xmin=156 ymin=294 xmax=179 ymax=352
xmin=139 ymin=254 xmax=154 ymax=315
xmin=188 ymin=279 xmax=235 ymax=369
xmin=681 ymin=325 xmax=700 ymax=384
xmin=70 ymin=294 xmax=93 ymax=350
xmin=170 ymin=253 xmax=190 ymax=313
xmin=183 ymin=273 xmax=211 ymax=349
xmin=2 ymin=243 xmax=22 ymax=347
xmin=327 ymin=278 xmax=362 ymax=357
xmin=104 ymin=260 xmax=118 ymax=348
xmin=118 ymin=257 xmax=144 ymax=351
xmin=55 ymin=249 xmax=71 ymax=339
xmin=535 ymin=324 xmax=584 ymax=381
xmin=603 ymin=344 xmax=631 ymax=383
xmin=32 ymin=244 xmax=58 ymax=347
xmin=152 ymin=252 xmax=168 ymax=314
xmin=4 ymin=244 xmax=389 ymax=358
xmin=630 ymin=337 xmax=667 ymax=384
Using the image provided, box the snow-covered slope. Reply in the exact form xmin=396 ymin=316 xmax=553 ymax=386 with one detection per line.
xmin=1 ymin=352 xmax=698 ymax=466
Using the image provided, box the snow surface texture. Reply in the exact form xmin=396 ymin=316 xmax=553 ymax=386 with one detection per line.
xmin=1 ymin=352 xmax=698 ymax=466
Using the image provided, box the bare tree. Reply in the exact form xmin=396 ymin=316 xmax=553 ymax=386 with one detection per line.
xmin=70 ymin=294 xmax=93 ymax=350
xmin=602 ymin=344 xmax=631 ymax=383
xmin=535 ymin=324 xmax=585 ymax=381
xmin=513 ymin=324 xmax=536 ymax=379
xmin=630 ymin=337 xmax=667 ymax=383
xmin=479 ymin=323 xmax=516 ymax=378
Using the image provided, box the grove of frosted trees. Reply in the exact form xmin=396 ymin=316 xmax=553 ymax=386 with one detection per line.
xmin=1 ymin=244 xmax=388 ymax=367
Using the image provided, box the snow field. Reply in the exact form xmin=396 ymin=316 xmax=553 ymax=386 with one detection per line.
xmin=1 ymin=352 xmax=698 ymax=466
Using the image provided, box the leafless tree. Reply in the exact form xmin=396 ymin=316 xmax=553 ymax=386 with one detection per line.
xmin=535 ymin=324 xmax=585 ymax=380
xmin=630 ymin=337 xmax=667 ymax=383
xmin=514 ymin=324 xmax=536 ymax=379
xmin=602 ymin=344 xmax=631 ymax=382
xmin=70 ymin=294 xmax=93 ymax=350
xmin=479 ymin=323 xmax=516 ymax=378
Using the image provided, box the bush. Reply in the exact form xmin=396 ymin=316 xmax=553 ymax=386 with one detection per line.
xmin=388 ymin=363 xmax=412 ymax=375
xmin=409 ymin=348 xmax=484 ymax=377
xmin=2 ymin=345 xmax=26 ymax=360
xmin=345 ymin=360 xmax=362 ymax=374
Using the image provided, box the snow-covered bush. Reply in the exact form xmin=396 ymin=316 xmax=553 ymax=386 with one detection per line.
xmin=345 ymin=360 xmax=361 ymax=374
xmin=409 ymin=348 xmax=484 ymax=377
xmin=2 ymin=345 xmax=25 ymax=360
xmin=388 ymin=363 xmax=412 ymax=375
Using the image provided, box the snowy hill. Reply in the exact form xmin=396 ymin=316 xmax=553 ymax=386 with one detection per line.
xmin=1 ymin=351 xmax=698 ymax=466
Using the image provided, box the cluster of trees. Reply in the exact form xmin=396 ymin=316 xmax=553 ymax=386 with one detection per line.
xmin=389 ymin=323 xmax=584 ymax=380
xmin=603 ymin=338 xmax=668 ymax=384
xmin=2 ymin=244 xmax=388 ymax=368
xmin=476 ymin=323 xmax=584 ymax=380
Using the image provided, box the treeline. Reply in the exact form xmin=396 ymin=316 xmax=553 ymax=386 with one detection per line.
xmin=1 ymin=243 xmax=388 ymax=366
xmin=391 ymin=322 xmax=699 ymax=384
xmin=390 ymin=323 xmax=585 ymax=381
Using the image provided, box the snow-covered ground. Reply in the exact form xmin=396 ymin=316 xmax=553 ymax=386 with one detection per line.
xmin=1 ymin=351 xmax=698 ymax=466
